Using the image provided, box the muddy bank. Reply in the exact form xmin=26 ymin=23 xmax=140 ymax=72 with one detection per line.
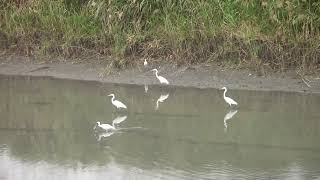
xmin=0 ymin=55 xmax=319 ymax=93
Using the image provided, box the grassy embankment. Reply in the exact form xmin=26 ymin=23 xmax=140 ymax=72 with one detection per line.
xmin=0 ymin=0 xmax=319 ymax=73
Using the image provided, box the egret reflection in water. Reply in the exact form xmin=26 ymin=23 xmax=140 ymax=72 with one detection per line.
xmin=112 ymin=115 xmax=127 ymax=127
xmin=144 ymin=84 xmax=148 ymax=93
xmin=155 ymin=93 xmax=169 ymax=110
xmin=95 ymin=131 xmax=115 ymax=141
xmin=223 ymin=109 xmax=238 ymax=132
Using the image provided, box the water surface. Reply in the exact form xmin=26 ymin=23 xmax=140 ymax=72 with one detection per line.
xmin=0 ymin=75 xmax=320 ymax=180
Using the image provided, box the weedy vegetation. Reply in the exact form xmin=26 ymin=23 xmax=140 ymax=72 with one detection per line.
xmin=0 ymin=0 xmax=319 ymax=73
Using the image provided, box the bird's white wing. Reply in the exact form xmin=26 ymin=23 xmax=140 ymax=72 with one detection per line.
xmin=158 ymin=76 xmax=169 ymax=84
xmin=225 ymin=97 xmax=238 ymax=105
xmin=114 ymin=100 xmax=127 ymax=108
xmin=100 ymin=124 xmax=114 ymax=130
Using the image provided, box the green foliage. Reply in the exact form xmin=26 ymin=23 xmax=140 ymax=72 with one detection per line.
xmin=1 ymin=0 xmax=319 ymax=70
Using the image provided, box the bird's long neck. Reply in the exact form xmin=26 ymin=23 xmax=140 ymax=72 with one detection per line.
xmin=155 ymin=71 xmax=159 ymax=78
xmin=223 ymin=89 xmax=227 ymax=98
xmin=111 ymin=95 xmax=115 ymax=102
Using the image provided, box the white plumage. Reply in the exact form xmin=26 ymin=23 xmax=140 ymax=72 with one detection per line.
xmin=151 ymin=69 xmax=169 ymax=85
xmin=221 ymin=87 xmax=238 ymax=107
xmin=108 ymin=93 xmax=127 ymax=109
xmin=94 ymin=116 xmax=127 ymax=132
xmin=95 ymin=121 xmax=115 ymax=131
xmin=144 ymin=59 xmax=148 ymax=67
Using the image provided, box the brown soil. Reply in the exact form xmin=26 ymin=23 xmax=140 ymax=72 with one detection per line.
xmin=0 ymin=55 xmax=319 ymax=93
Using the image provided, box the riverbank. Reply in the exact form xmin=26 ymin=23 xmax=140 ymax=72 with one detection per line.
xmin=0 ymin=55 xmax=319 ymax=93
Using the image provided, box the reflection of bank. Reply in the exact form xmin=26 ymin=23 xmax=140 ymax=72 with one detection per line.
xmin=223 ymin=110 xmax=238 ymax=132
xmin=155 ymin=93 xmax=169 ymax=110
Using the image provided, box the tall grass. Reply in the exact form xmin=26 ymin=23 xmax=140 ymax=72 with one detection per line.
xmin=1 ymin=0 xmax=320 ymax=72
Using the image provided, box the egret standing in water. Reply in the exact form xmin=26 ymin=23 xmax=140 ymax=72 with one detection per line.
xmin=107 ymin=93 xmax=127 ymax=109
xmin=95 ymin=121 xmax=116 ymax=131
xmin=144 ymin=59 xmax=148 ymax=67
xmin=94 ymin=116 xmax=127 ymax=131
xmin=151 ymin=69 xmax=169 ymax=85
xmin=221 ymin=87 xmax=238 ymax=107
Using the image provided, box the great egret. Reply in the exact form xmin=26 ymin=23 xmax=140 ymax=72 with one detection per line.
xmin=151 ymin=69 xmax=169 ymax=85
xmin=107 ymin=94 xmax=127 ymax=109
xmin=221 ymin=87 xmax=238 ymax=107
xmin=144 ymin=59 xmax=148 ymax=67
xmin=156 ymin=93 xmax=169 ymax=110
xmin=224 ymin=110 xmax=238 ymax=132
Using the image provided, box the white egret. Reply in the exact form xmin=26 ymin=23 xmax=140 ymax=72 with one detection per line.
xmin=95 ymin=121 xmax=116 ymax=131
xmin=94 ymin=116 xmax=127 ymax=131
xmin=156 ymin=93 xmax=169 ymax=110
xmin=224 ymin=110 xmax=238 ymax=132
xmin=151 ymin=69 xmax=169 ymax=85
xmin=107 ymin=94 xmax=127 ymax=109
xmin=221 ymin=87 xmax=238 ymax=107
xmin=144 ymin=59 xmax=148 ymax=67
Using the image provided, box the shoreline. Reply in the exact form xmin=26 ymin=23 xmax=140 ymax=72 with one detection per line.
xmin=0 ymin=55 xmax=319 ymax=94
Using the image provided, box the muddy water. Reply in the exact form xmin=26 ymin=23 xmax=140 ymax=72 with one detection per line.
xmin=0 ymin=75 xmax=320 ymax=180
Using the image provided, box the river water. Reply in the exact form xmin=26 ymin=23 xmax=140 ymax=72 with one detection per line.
xmin=0 ymin=75 xmax=320 ymax=180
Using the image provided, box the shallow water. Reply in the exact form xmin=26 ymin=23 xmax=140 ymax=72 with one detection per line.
xmin=0 ymin=75 xmax=320 ymax=180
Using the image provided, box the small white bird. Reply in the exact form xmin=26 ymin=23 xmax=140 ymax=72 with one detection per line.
xmin=221 ymin=87 xmax=238 ymax=107
xmin=151 ymin=69 xmax=169 ymax=85
xmin=144 ymin=59 xmax=148 ymax=67
xmin=108 ymin=94 xmax=127 ymax=109
xmin=94 ymin=116 xmax=127 ymax=131
xmin=95 ymin=121 xmax=116 ymax=131
xmin=156 ymin=93 xmax=169 ymax=110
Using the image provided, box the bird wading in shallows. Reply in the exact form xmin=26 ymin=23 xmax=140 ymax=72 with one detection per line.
xmin=221 ymin=87 xmax=238 ymax=108
xmin=144 ymin=59 xmax=148 ymax=67
xmin=107 ymin=94 xmax=127 ymax=109
xmin=151 ymin=69 xmax=169 ymax=85
xmin=95 ymin=121 xmax=115 ymax=131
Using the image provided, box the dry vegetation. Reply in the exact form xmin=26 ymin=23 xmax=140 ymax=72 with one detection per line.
xmin=0 ymin=0 xmax=320 ymax=73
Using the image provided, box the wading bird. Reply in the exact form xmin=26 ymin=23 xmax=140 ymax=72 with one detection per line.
xmin=95 ymin=121 xmax=116 ymax=131
xmin=94 ymin=116 xmax=127 ymax=131
xmin=221 ymin=87 xmax=238 ymax=107
xmin=107 ymin=94 xmax=127 ymax=109
xmin=151 ymin=69 xmax=169 ymax=85
xmin=144 ymin=59 xmax=148 ymax=67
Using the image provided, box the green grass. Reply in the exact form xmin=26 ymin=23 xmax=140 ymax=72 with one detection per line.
xmin=1 ymin=0 xmax=320 ymax=72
